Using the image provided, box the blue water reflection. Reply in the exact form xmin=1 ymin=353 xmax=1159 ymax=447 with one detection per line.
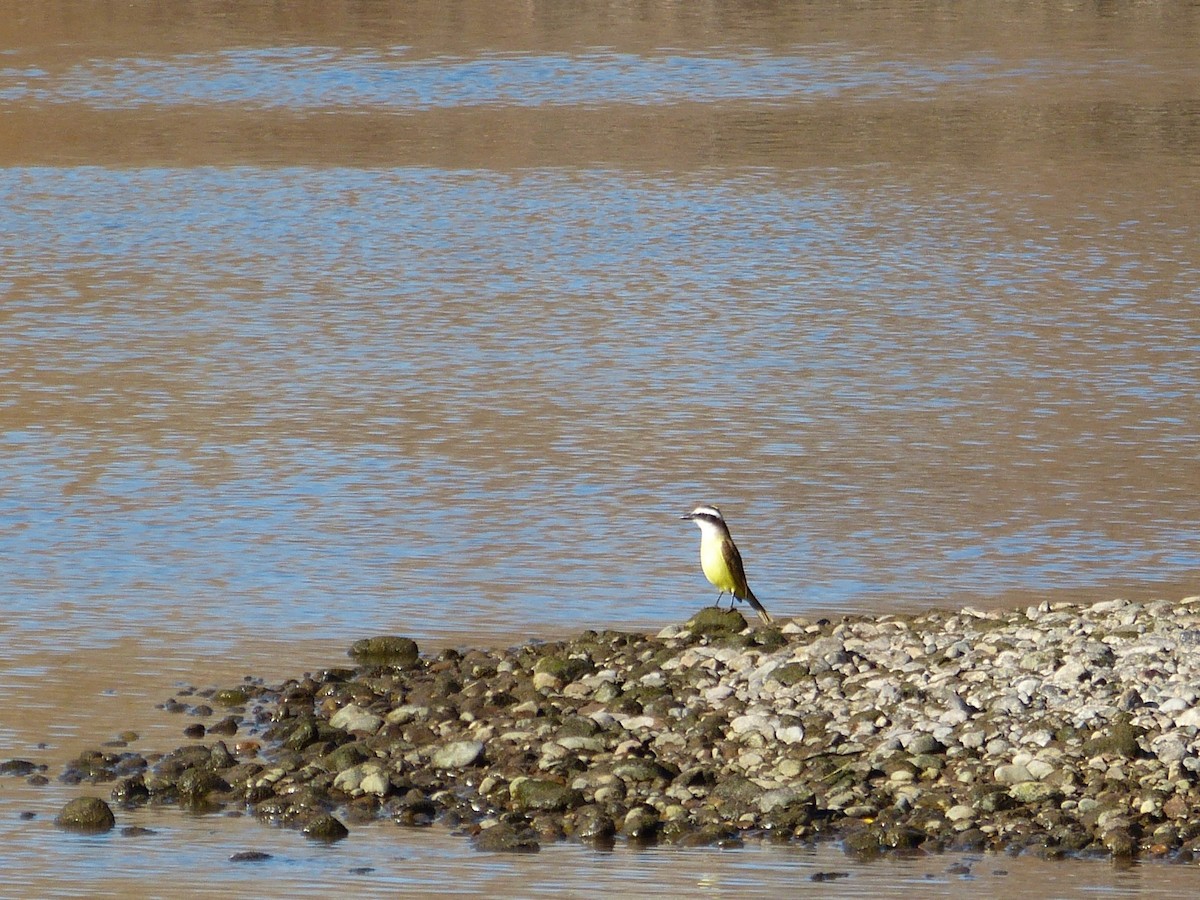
xmin=1 ymin=166 xmax=1196 ymax=650
xmin=0 ymin=48 xmax=1081 ymax=110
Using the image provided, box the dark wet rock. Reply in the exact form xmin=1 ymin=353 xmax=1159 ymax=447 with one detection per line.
xmin=610 ymin=758 xmax=675 ymax=784
xmin=303 ymin=814 xmax=349 ymax=842
xmin=120 ymin=825 xmax=156 ymax=837
xmin=183 ymin=724 xmax=206 ymax=739
xmin=842 ymin=825 xmax=883 ymax=858
xmin=568 ymin=804 xmax=617 ymax=845
xmin=0 ymin=759 xmax=44 ymax=777
xmin=811 ymin=871 xmax=850 ymax=882
xmin=230 ymin=850 xmax=273 ymax=862
xmin=221 ymin=762 xmax=264 ymax=792
xmin=621 ymin=805 xmax=661 ymax=843
xmin=176 ymin=767 xmax=231 ymax=802
xmin=111 ymin=775 xmax=150 ymax=805
xmin=663 ymin=821 xmax=743 ymax=847
xmin=881 ymin=823 xmax=926 ymax=850
xmin=208 ymin=716 xmax=240 ymax=736
xmin=349 ymin=636 xmax=419 ymax=667
xmin=392 ymin=792 xmax=438 ymax=827
xmin=280 ymin=717 xmax=320 ymax=751
xmin=472 ymin=821 xmax=540 ymax=853
xmin=209 ymin=741 xmax=235 ymax=769
xmin=710 ymin=774 xmax=766 ymax=814
xmin=55 ymin=796 xmax=116 ymax=832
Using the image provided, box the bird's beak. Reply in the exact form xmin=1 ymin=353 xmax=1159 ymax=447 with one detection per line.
xmin=679 ymin=513 xmax=693 ymax=520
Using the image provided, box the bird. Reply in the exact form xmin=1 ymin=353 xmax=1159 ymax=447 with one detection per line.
xmin=680 ymin=505 xmax=772 ymax=624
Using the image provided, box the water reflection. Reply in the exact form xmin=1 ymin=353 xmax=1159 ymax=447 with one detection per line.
xmin=2 ymin=163 xmax=1196 ymax=651
xmin=0 ymin=47 xmax=1091 ymax=110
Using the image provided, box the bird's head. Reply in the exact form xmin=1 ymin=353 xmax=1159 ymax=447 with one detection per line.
xmin=681 ymin=505 xmax=727 ymax=532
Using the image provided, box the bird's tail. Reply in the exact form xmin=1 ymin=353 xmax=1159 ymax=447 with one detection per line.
xmin=743 ymin=587 xmax=772 ymax=625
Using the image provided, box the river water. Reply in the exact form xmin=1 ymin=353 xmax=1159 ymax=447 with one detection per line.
xmin=1 ymin=2 xmax=1198 ymax=896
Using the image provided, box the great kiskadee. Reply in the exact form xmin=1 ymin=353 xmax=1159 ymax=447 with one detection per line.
xmin=680 ymin=505 xmax=772 ymax=624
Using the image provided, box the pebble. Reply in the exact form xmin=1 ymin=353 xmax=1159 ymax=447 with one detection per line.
xmin=431 ymin=740 xmax=485 ymax=769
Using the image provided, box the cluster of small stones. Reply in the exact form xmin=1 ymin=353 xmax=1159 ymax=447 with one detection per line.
xmin=30 ymin=595 xmax=1200 ymax=858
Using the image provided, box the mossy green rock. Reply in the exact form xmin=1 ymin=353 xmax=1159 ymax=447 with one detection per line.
xmin=302 ymin=814 xmax=349 ymax=842
xmin=349 ymin=636 xmax=420 ymax=667
xmin=472 ymin=821 xmax=540 ymax=852
xmin=532 ymin=655 xmax=591 ymax=683
xmin=1084 ymin=712 xmax=1142 ymax=758
xmin=321 ymin=742 xmax=370 ymax=773
xmin=770 ymin=662 xmax=809 ymax=685
xmin=283 ymin=718 xmax=320 ymax=751
xmin=710 ymin=774 xmax=766 ymax=811
xmin=685 ymin=607 xmax=748 ymax=637
xmin=510 ymin=777 xmax=584 ymax=812
xmin=176 ymin=767 xmax=231 ymax=800
xmin=212 ymin=688 xmax=250 ymax=707
xmin=55 ymin=796 xmax=116 ymax=832
xmin=1009 ymin=781 xmax=1062 ymax=804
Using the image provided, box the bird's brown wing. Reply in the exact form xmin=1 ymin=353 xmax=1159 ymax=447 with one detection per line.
xmin=724 ymin=539 xmax=772 ymax=623
xmin=721 ymin=540 xmax=749 ymax=597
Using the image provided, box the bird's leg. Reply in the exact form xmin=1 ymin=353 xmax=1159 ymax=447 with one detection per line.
xmin=713 ymin=591 xmax=725 ymax=609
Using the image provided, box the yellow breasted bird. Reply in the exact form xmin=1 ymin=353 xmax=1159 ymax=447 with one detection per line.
xmin=680 ymin=505 xmax=772 ymax=624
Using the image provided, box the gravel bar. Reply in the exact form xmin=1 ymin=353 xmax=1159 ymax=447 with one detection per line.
xmin=39 ymin=595 xmax=1200 ymax=859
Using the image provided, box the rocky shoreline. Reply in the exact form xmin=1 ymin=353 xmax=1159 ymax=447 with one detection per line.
xmin=27 ymin=595 xmax=1200 ymax=860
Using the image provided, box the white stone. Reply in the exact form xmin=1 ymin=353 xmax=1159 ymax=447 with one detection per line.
xmin=777 ymin=725 xmax=805 ymax=744
xmin=532 ymin=671 xmax=562 ymax=691
xmin=385 ymin=704 xmax=428 ymax=725
xmin=960 ymin=730 xmax=987 ymax=750
xmin=1174 ymin=707 xmax=1200 ymax=728
xmin=329 ymin=703 xmax=382 ymax=734
xmin=704 ymin=685 xmax=735 ymax=703
xmin=730 ymin=714 xmax=774 ymax=738
xmin=1026 ymin=759 xmax=1056 ymax=781
xmin=359 ymin=770 xmax=390 ymax=796
xmin=1151 ymin=734 xmax=1189 ymax=764
xmin=994 ymin=763 xmax=1033 ymax=785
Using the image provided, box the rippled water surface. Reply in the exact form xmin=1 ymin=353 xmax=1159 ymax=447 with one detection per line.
xmin=1 ymin=1 xmax=1198 ymax=895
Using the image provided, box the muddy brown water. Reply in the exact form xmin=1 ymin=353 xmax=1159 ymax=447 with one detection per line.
xmin=2 ymin=1 xmax=1198 ymax=895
